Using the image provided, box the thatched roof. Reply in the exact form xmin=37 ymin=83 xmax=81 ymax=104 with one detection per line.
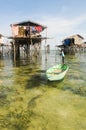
xmin=63 ymin=34 xmax=84 ymax=41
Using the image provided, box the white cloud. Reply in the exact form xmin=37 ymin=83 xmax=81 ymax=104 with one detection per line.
xmin=1 ymin=13 xmax=86 ymax=49
xmin=39 ymin=14 xmax=86 ymax=48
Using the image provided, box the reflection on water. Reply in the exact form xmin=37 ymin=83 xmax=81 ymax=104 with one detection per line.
xmin=0 ymin=50 xmax=86 ymax=130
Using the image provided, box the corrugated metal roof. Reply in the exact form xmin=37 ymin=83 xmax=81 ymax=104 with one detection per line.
xmin=10 ymin=20 xmax=47 ymax=29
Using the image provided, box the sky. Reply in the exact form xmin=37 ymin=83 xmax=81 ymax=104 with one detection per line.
xmin=0 ymin=0 xmax=86 ymax=49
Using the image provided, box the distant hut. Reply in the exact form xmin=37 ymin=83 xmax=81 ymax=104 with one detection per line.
xmin=61 ymin=34 xmax=84 ymax=54
xmin=9 ymin=20 xmax=47 ymax=60
xmin=63 ymin=34 xmax=83 ymax=45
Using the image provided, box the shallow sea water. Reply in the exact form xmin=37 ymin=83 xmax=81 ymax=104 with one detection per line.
xmin=0 ymin=50 xmax=86 ymax=130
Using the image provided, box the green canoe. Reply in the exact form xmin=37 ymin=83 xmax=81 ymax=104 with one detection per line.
xmin=46 ymin=64 xmax=69 ymax=81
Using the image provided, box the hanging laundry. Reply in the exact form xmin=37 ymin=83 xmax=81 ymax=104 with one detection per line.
xmin=35 ymin=26 xmax=42 ymax=32
xmin=18 ymin=26 xmax=24 ymax=37
xmin=11 ymin=25 xmax=19 ymax=36
xmin=26 ymin=26 xmax=30 ymax=31
xmin=32 ymin=26 xmax=36 ymax=32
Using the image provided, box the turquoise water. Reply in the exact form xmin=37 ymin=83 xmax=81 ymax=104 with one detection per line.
xmin=0 ymin=50 xmax=86 ymax=130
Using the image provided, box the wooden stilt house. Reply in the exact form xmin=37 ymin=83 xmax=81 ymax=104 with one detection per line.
xmin=57 ymin=34 xmax=85 ymax=54
xmin=9 ymin=20 xmax=47 ymax=61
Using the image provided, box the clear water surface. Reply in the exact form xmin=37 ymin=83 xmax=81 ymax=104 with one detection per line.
xmin=0 ymin=50 xmax=86 ymax=130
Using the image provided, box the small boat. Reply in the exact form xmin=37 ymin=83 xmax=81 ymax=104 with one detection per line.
xmin=46 ymin=64 xmax=69 ymax=81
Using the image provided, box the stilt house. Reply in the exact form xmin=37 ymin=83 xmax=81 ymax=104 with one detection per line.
xmin=57 ymin=34 xmax=85 ymax=54
xmin=9 ymin=20 xmax=47 ymax=60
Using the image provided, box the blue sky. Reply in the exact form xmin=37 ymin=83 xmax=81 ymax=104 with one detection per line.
xmin=0 ymin=0 xmax=86 ymax=48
